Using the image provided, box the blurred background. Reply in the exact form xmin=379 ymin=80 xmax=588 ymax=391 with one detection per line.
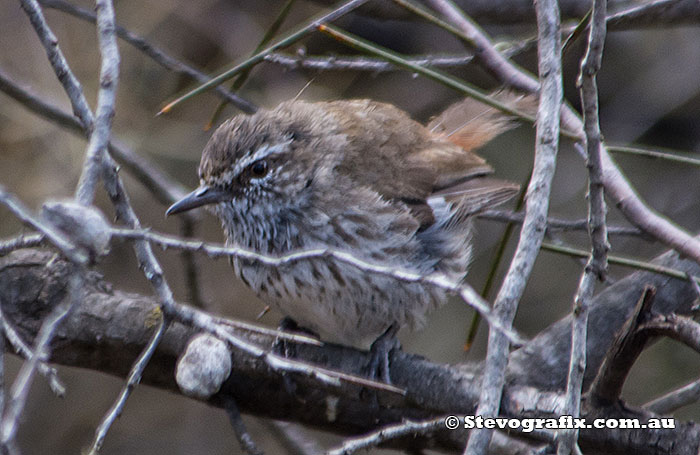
xmin=1 ymin=0 xmax=700 ymax=453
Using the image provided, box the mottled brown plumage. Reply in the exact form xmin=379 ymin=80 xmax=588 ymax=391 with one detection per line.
xmin=167 ymin=94 xmax=529 ymax=348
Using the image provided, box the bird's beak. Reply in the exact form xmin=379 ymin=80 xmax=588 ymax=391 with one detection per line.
xmin=166 ymin=185 xmax=229 ymax=216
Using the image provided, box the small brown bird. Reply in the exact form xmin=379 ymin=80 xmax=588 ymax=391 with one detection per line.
xmin=167 ymin=95 xmax=529 ymax=350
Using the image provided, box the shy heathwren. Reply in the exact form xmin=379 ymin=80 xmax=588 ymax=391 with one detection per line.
xmin=167 ymin=94 xmax=530 ymax=349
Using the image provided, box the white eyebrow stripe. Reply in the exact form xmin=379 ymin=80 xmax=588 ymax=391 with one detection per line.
xmin=233 ymin=140 xmax=292 ymax=176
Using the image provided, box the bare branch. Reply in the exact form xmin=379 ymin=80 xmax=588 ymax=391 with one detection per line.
xmin=607 ymin=0 xmax=700 ymax=30
xmin=559 ymin=0 xmax=609 ymax=452
xmin=18 ymin=0 xmax=93 ymax=129
xmin=644 ymin=378 xmax=700 ymax=415
xmin=0 ymin=273 xmax=83 ymax=447
xmin=159 ymin=0 xmax=372 ymax=114
xmin=265 ymin=51 xmax=487 ymax=72
xmin=589 ymin=286 xmax=656 ymax=403
xmin=478 ymin=209 xmax=641 ymax=237
xmin=425 ymin=0 xmax=700 ymax=274
xmin=109 ymin=228 xmax=524 ymax=346
xmin=74 ymin=0 xmax=119 ymax=205
xmin=3 ymin=248 xmax=700 ymax=454
xmin=0 ymin=304 xmax=64 ymax=396
xmin=0 ymin=186 xmax=86 ymax=264
xmin=38 ymin=0 xmax=258 ymax=115
xmin=464 ymin=0 xmax=563 ymax=452
xmin=223 ymin=397 xmax=264 ymax=455
xmin=327 ymin=417 xmax=446 ymax=455
xmin=0 ymin=69 xmax=188 ymax=206
xmin=639 ymin=313 xmax=700 ymax=355
xmin=88 ymin=316 xmax=168 ymax=454
xmin=0 ymin=234 xmax=45 ymax=257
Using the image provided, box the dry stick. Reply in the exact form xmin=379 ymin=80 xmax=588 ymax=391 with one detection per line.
xmin=644 ymin=377 xmax=700 ymax=414
xmin=18 ymin=0 xmax=93 ymax=129
xmin=0 ymin=303 xmax=64 ymax=395
xmin=0 ymin=274 xmax=82 ymax=446
xmin=158 ymin=0 xmax=372 ymax=114
xmin=37 ymin=0 xmax=257 ymax=114
xmin=588 ymin=286 xmax=656 ymax=403
xmin=0 ymin=233 xmax=45 ymax=256
xmin=591 ymin=312 xmax=700 ymax=414
xmin=558 ymin=1 xmax=609 ymax=454
xmin=463 ymin=0 xmax=563 ymax=453
xmin=426 ymin=0 xmax=700 ymax=265
xmin=541 ymin=242 xmax=700 ymax=285
xmin=206 ymin=0 xmax=296 ymax=128
xmin=74 ymin=0 xmax=119 ymax=206
xmin=17 ymin=0 xmax=180 ymax=449
xmin=608 ymin=145 xmax=700 ymax=168
xmin=0 ymin=186 xmax=86 ymax=264
xmin=0 ymin=70 xmax=188 ymax=206
xmin=20 ymin=0 xmax=118 ymax=206
xmin=14 ymin=0 xmax=132 ymax=450
xmin=639 ymin=313 xmax=700 ymax=354
xmin=478 ymin=209 xmax=641 ymax=237
xmin=222 ymin=397 xmax=263 ymax=455
xmin=606 ymin=0 xmax=700 ymax=29
xmin=110 ymin=228 xmax=524 ymax=346
xmin=265 ymin=421 xmax=324 ymax=455
xmin=98 ymin=158 xmax=406 ymax=448
xmin=88 ymin=316 xmax=168 ymax=454
xmin=327 ymin=416 xmax=446 ymax=455
xmin=0 ymin=67 xmax=204 ymax=309
xmin=265 ymin=51 xmax=484 ymax=72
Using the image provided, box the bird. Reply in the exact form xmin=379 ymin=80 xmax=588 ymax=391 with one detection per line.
xmin=166 ymin=94 xmax=530 ymax=351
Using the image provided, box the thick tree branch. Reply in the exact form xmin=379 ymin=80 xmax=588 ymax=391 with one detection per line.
xmin=3 ymin=248 xmax=700 ymax=453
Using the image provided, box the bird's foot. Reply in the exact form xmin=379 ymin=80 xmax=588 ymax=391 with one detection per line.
xmin=366 ymin=323 xmax=400 ymax=385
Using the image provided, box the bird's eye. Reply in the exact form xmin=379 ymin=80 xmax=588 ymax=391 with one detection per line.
xmin=250 ymin=160 xmax=268 ymax=177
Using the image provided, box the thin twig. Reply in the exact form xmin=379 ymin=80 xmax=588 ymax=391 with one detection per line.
xmin=478 ymin=209 xmax=642 ymax=237
xmin=541 ymin=242 xmax=700 ymax=286
xmin=178 ymin=219 xmax=205 ymax=308
xmin=644 ymin=377 xmax=700 ymax=414
xmin=327 ymin=416 xmax=446 ymax=455
xmin=159 ymin=0 xmax=371 ymax=114
xmin=558 ymin=0 xmax=609 ymax=452
xmin=1 ymin=274 xmax=82 ymax=446
xmin=0 ymin=186 xmax=86 ymax=264
xmin=639 ymin=313 xmax=700 ymax=355
xmin=265 ymin=421 xmax=324 ymax=455
xmin=608 ymin=145 xmax=700 ymax=168
xmin=0 ymin=233 xmax=45 ymax=256
xmin=18 ymin=0 xmax=93 ymax=129
xmin=110 ymin=228 xmax=525 ymax=346
xmin=419 ymin=0 xmax=700 ymax=267
xmin=425 ymin=0 xmax=539 ymax=94
xmin=265 ymin=51 xmax=487 ymax=72
xmin=223 ymin=397 xmax=264 ymax=455
xmin=0 ymin=69 xmax=188 ymax=206
xmin=88 ymin=316 xmax=168 ymax=454
xmin=207 ymin=0 xmax=296 ymax=128
xmin=74 ymin=0 xmax=119 ymax=205
xmin=38 ymin=0 xmax=257 ymax=114
xmin=0 ymin=67 xmax=202 ymax=312
xmin=588 ymin=286 xmax=656 ymax=402
xmin=607 ymin=0 xmax=700 ymax=30
xmin=317 ymin=23 xmax=538 ymax=127
xmin=102 ymin=163 xmax=404 ymax=391
xmin=464 ymin=0 xmax=562 ymax=452
xmin=0 ymin=304 xmax=64 ymax=396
